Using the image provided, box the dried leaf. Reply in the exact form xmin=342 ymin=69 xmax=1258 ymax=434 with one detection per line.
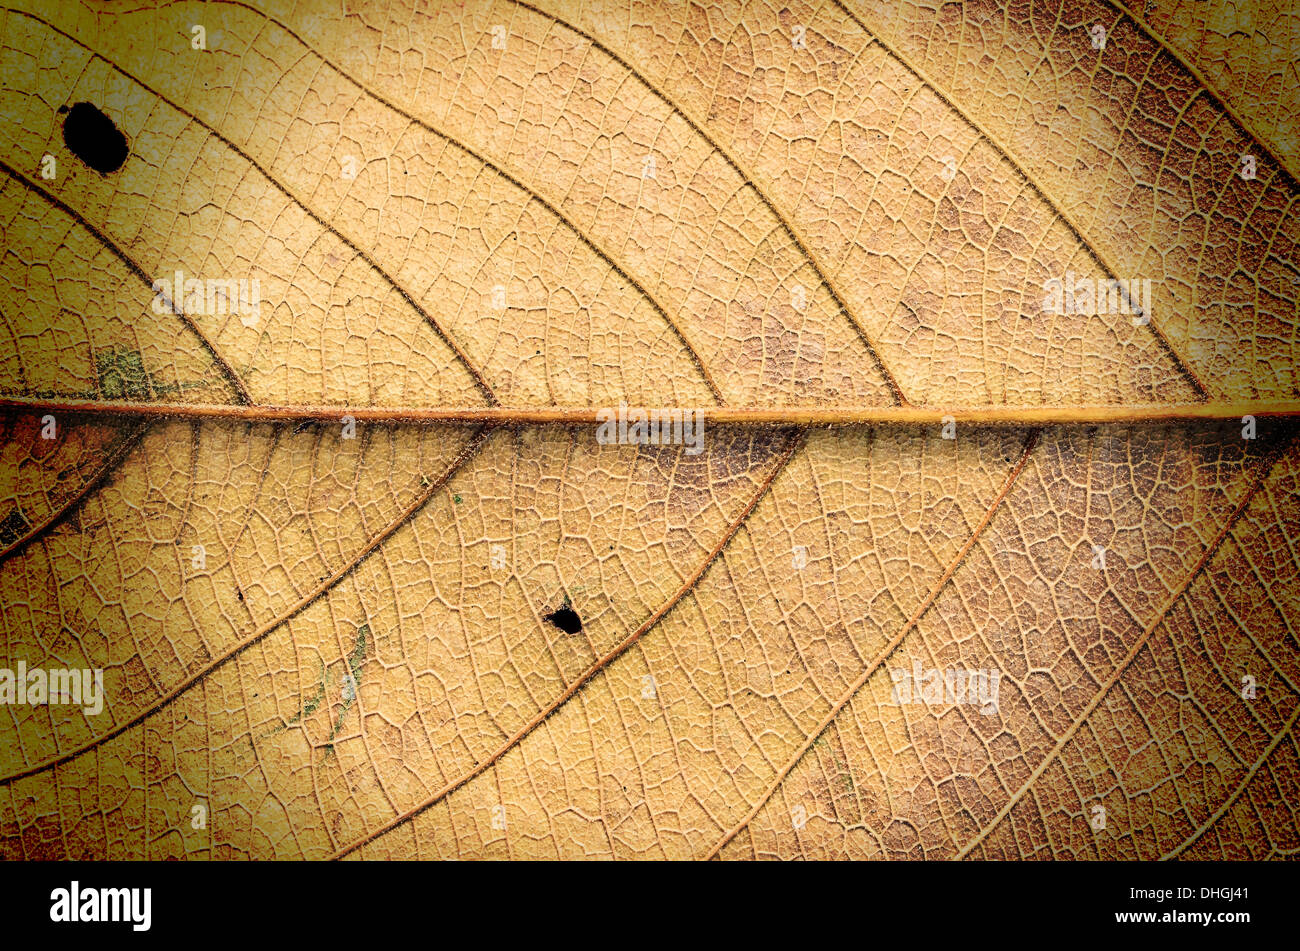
xmin=0 ymin=0 xmax=1296 ymax=860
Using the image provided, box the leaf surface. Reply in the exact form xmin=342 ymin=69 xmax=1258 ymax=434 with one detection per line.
xmin=0 ymin=0 xmax=1297 ymax=860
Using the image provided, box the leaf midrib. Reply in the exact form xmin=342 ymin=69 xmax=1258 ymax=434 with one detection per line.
xmin=3 ymin=395 xmax=1298 ymax=425
xmin=1 ymin=0 xmax=1295 ymax=862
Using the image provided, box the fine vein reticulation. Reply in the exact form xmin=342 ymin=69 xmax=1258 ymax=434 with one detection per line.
xmin=0 ymin=0 xmax=1296 ymax=860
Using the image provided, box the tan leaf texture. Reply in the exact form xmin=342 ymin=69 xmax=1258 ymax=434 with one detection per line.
xmin=0 ymin=0 xmax=1296 ymax=860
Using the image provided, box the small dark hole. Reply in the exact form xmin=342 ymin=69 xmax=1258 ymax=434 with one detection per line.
xmin=544 ymin=606 xmax=582 ymax=634
xmin=62 ymin=102 xmax=129 ymax=174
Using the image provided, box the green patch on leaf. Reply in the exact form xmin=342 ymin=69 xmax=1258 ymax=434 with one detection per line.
xmin=96 ymin=348 xmax=156 ymax=400
xmin=327 ymin=624 xmax=369 ymax=746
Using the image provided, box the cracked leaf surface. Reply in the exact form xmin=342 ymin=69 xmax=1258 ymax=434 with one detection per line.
xmin=0 ymin=0 xmax=1296 ymax=860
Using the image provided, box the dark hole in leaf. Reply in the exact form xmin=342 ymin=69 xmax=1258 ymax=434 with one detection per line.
xmin=62 ymin=102 xmax=128 ymax=174
xmin=544 ymin=606 xmax=582 ymax=634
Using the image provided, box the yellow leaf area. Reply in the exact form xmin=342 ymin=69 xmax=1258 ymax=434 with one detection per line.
xmin=0 ymin=0 xmax=1296 ymax=860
